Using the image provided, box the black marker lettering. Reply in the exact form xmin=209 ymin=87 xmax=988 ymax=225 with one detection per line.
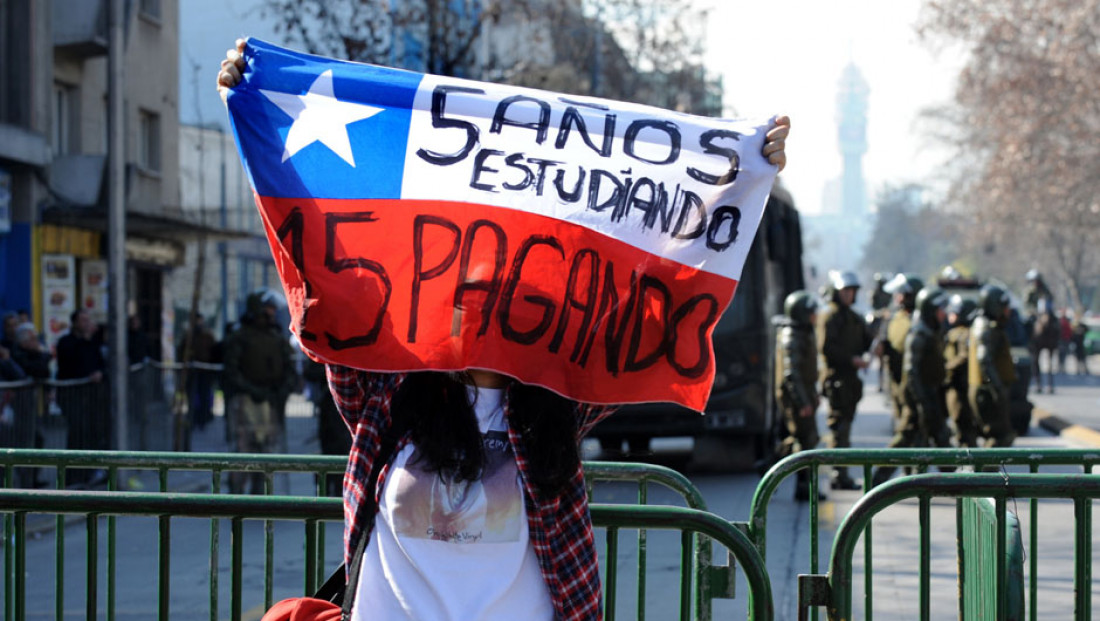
xmin=549 ymin=248 xmax=600 ymax=358
xmin=623 ymin=119 xmax=681 ymax=166
xmin=452 ymin=220 xmax=508 ymax=337
xmin=502 ymin=153 xmax=534 ymax=191
xmin=323 ymin=212 xmax=391 ymax=349
xmin=624 ymin=275 xmax=671 ymax=372
xmin=470 ymin=149 xmax=504 ymax=192
xmin=498 ymin=236 xmax=565 ymax=345
xmin=706 ymin=205 xmax=741 ymax=251
xmin=671 ymin=189 xmax=707 ymax=240
xmin=686 ymin=129 xmax=741 ymax=185
xmin=490 ymin=95 xmax=551 ymax=145
xmin=275 ymin=207 xmax=317 ymax=342
xmin=666 ymin=293 xmax=720 ymax=378
xmin=409 ymin=215 xmax=462 ymax=342
xmin=416 ymin=85 xmax=484 ymax=166
xmin=555 ymin=107 xmax=616 ymax=157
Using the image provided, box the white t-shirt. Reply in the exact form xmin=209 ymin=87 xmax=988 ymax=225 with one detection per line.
xmin=352 ymin=386 xmax=555 ymax=621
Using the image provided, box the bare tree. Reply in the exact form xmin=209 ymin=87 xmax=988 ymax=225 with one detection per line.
xmin=916 ymin=0 xmax=1100 ymax=312
xmin=861 ymin=184 xmax=961 ymax=281
xmin=259 ymin=0 xmax=500 ymax=75
xmin=257 ymin=0 xmax=716 ymax=112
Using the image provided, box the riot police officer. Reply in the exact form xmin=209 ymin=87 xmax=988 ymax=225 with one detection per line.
xmin=872 ymin=287 xmax=953 ymax=486
xmin=944 ymin=295 xmax=979 ymax=448
xmin=1023 ymin=269 xmax=1053 ymax=318
xmin=775 ymin=290 xmax=822 ymax=501
xmin=818 ymin=270 xmax=872 ymax=490
xmin=222 ymin=290 xmax=296 ymax=494
xmin=868 ymin=273 xmax=892 ymax=392
xmin=969 ymin=284 xmax=1018 ymax=447
xmin=879 ymin=273 xmax=924 ymax=431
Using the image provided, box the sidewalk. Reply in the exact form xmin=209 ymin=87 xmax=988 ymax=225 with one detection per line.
xmin=1026 ymin=354 xmax=1100 ymax=446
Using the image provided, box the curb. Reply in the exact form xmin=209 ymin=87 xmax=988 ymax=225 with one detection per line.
xmin=1034 ymin=407 xmax=1100 ymax=448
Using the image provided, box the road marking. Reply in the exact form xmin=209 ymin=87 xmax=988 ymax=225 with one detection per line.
xmin=1035 ymin=407 xmax=1100 ymax=447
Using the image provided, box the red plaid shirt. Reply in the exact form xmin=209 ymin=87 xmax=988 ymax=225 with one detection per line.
xmin=326 ymin=365 xmax=618 ymax=620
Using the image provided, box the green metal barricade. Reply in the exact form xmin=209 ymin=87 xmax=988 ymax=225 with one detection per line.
xmin=0 ymin=449 xmax=705 ymax=503
xmin=0 ymin=489 xmax=772 ymax=621
xmin=958 ymin=496 xmax=1024 ymax=620
xmin=0 ymin=450 xmax=753 ymax=620
xmin=751 ymin=448 xmax=1100 ymax=621
xmin=798 ymin=473 xmax=1100 ymax=621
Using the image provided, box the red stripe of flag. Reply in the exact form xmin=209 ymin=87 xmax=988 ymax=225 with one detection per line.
xmin=258 ymin=196 xmax=737 ymax=411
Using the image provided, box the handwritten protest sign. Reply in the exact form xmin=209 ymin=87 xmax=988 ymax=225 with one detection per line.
xmin=226 ymin=39 xmax=778 ymax=411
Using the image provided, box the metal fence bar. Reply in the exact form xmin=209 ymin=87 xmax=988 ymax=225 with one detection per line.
xmin=1029 ymin=463 xmax=1038 ymax=621
xmin=752 ymin=448 xmax=1100 ymax=558
xmin=1075 ymin=497 xmax=1091 ymax=618
xmin=679 ymin=530 xmax=691 ymax=621
xmin=804 ymin=473 xmax=1100 ymax=620
xmin=636 ymin=479 xmax=647 ymax=621
xmin=605 ymin=525 xmax=619 ymax=619
xmin=0 ymin=490 xmax=773 ymax=621
xmin=13 ymin=512 xmax=25 ymax=621
xmin=86 ymin=515 xmax=97 ymax=621
xmin=0 ymin=452 xmax=725 ymax=617
xmin=159 ymin=515 xmax=171 ymax=621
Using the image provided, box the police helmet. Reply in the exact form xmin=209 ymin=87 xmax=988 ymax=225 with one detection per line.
xmin=883 ymin=273 xmax=924 ymax=296
xmin=916 ymin=287 xmax=948 ymax=320
xmin=1025 ymin=268 xmax=1041 ymax=282
xmin=828 ymin=270 xmax=860 ymax=291
xmin=784 ymin=290 xmax=818 ymax=325
xmin=873 ymin=272 xmax=888 ymax=284
xmin=244 ymin=289 xmax=286 ymax=322
xmin=947 ymin=295 xmax=978 ymax=325
xmin=979 ymin=284 xmax=1011 ymax=318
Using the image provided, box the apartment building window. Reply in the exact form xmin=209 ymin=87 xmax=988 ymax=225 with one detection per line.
xmin=52 ymin=83 xmax=78 ymax=155
xmin=139 ymin=0 xmax=161 ymax=20
xmin=139 ymin=110 xmax=161 ymax=172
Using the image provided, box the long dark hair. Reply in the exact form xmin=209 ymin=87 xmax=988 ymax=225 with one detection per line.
xmin=392 ymin=371 xmax=580 ymax=497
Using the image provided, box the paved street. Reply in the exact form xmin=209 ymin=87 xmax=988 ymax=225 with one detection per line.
xmin=8 ymin=359 xmax=1100 ymax=620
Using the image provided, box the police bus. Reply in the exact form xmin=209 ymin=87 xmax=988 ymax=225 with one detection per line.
xmin=590 ymin=186 xmax=805 ymax=471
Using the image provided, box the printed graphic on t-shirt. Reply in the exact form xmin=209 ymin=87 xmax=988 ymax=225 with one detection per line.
xmin=390 ymin=430 xmax=522 ymax=543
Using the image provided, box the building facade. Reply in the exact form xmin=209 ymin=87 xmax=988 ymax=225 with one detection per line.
xmin=0 ymin=0 xmax=239 ymax=360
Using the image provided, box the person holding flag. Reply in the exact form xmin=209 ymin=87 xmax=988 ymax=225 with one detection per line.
xmin=219 ymin=38 xmax=790 ymax=621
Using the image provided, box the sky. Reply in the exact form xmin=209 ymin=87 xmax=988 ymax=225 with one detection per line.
xmin=702 ymin=0 xmax=965 ymax=215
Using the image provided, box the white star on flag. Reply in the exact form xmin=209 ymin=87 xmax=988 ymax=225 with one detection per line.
xmin=259 ymin=70 xmax=383 ymax=167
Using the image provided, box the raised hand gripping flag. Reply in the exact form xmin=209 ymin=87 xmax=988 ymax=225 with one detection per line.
xmin=226 ymin=39 xmax=778 ymax=411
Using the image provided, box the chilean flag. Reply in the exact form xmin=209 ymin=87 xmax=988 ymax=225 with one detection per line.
xmin=226 ymin=39 xmax=778 ymax=411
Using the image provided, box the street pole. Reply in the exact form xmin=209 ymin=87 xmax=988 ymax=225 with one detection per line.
xmin=108 ymin=0 xmax=129 ymax=451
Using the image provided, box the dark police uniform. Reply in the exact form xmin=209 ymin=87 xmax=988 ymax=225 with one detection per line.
xmin=944 ymin=323 xmax=978 ymax=447
xmin=818 ymin=292 xmax=870 ymax=488
xmin=968 ymin=314 xmax=1018 ymax=447
xmin=872 ymin=289 xmax=952 ymax=485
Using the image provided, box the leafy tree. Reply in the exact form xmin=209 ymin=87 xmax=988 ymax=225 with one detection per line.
xmin=861 ymin=184 xmax=960 ymax=282
xmin=916 ymin=0 xmax=1100 ymax=312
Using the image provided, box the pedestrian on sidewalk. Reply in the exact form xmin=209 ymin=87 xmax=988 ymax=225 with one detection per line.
xmin=56 ymin=309 xmax=108 ymax=486
xmin=1072 ymin=317 xmax=1090 ymax=376
xmin=775 ymin=291 xmax=824 ymax=501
